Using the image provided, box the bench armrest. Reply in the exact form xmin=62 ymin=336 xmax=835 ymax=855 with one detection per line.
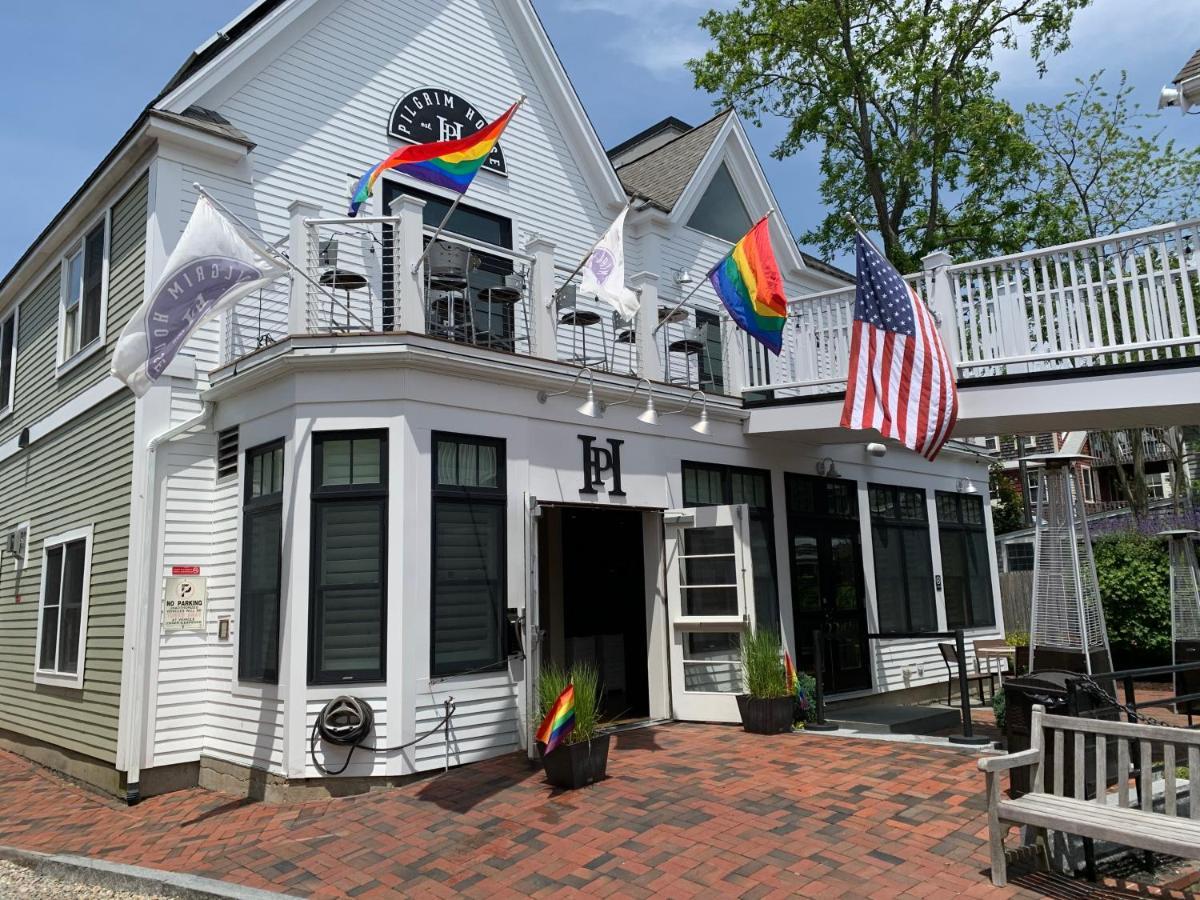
xmin=978 ymin=748 xmax=1041 ymax=773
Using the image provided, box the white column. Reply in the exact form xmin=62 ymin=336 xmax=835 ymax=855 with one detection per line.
xmin=630 ymin=271 xmax=664 ymax=381
xmin=722 ymin=314 xmax=747 ymax=396
xmin=525 ymin=237 xmax=558 ymax=361
xmin=287 ymin=200 xmax=321 ymax=336
xmin=390 ymin=194 xmax=427 ymax=334
xmin=921 ymin=249 xmax=958 ymax=366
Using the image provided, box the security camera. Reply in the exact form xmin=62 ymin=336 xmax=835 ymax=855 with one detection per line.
xmin=1159 ymin=85 xmax=1182 ymax=110
xmin=866 ymin=442 xmax=887 ymax=458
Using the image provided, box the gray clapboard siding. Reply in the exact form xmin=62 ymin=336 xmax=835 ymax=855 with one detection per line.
xmin=0 ymin=173 xmax=146 ymax=764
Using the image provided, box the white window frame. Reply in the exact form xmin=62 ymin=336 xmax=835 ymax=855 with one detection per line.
xmin=1022 ymin=434 xmax=1038 ymax=450
xmin=56 ymin=210 xmax=111 ymax=376
xmin=33 ymin=524 xmax=94 ymax=689
xmin=0 ymin=303 xmax=16 ymax=419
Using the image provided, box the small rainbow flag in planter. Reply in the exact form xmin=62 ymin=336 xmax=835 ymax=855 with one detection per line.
xmin=784 ymin=651 xmax=798 ymax=694
xmin=535 ymin=682 xmax=576 ymax=755
xmin=348 ymin=98 xmax=522 ymax=216
xmin=707 ymin=216 xmax=788 ymax=355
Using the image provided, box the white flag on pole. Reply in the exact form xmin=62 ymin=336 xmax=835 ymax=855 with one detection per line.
xmin=579 ymin=207 xmax=639 ymax=320
xmin=112 ymin=195 xmax=285 ymax=397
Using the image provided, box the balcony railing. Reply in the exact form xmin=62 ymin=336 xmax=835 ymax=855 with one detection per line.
xmin=745 ymin=219 xmax=1200 ymax=396
xmin=223 ymin=201 xmax=740 ymax=395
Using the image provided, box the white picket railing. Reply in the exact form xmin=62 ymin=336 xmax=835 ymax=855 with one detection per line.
xmin=748 ymin=220 xmax=1200 ymax=396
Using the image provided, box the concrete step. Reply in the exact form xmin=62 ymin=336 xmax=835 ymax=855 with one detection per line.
xmin=826 ymin=704 xmax=962 ymax=735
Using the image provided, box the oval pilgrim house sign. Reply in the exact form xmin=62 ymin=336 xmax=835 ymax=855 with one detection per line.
xmin=388 ymin=88 xmax=507 ymax=176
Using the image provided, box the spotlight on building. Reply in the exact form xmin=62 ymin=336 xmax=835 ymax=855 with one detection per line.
xmin=606 ymin=378 xmax=659 ymax=426
xmin=866 ymin=442 xmax=887 ymax=458
xmin=957 ymin=478 xmax=978 ymax=494
xmin=691 ymin=405 xmax=711 ymax=435
xmin=537 ymin=367 xmax=604 ymax=419
xmin=675 ymin=268 xmax=694 ymax=285
xmin=1159 ymin=85 xmax=1182 ymax=110
xmin=661 ymin=390 xmax=710 ymax=434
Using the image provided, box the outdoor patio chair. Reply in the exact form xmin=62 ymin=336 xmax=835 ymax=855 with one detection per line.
xmin=938 ymin=642 xmax=997 ymax=707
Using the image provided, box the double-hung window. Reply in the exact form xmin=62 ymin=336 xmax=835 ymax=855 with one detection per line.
xmin=0 ymin=307 xmax=15 ymax=415
xmin=59 ymin=215 xmax=109 ymax=367
xmin=240 ymin=441 xmax=284 ymax=683
xmin=936 ymin=492 xmax=996 ymax=629
xmin=35 ymin=526 xmax=93 ymax=687
xmin=431 ymin=433 xmax=507 ymax=678
xmin=309 ymin=431 xmax=388 ymax=684
xmin=868 ymin=484 xmax=936 ymax=633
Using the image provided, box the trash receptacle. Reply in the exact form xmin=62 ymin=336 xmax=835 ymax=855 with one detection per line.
xmin=1003 ymin=670 xmax=1119 ymax=796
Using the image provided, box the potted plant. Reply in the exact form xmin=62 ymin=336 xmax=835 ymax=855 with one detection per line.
xmin=1007 ymin=631 xmax=1030 ymax=676
xmin=536 ymin=662 xmax=610 ymax=789
xmin=792 ymin=670 xmax=818 ymax=728
xmin=736 ymin=629 xmax=795 ymax=734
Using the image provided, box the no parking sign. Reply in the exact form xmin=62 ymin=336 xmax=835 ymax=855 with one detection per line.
xmin=163 ymin=575 xmax=208 ymax=631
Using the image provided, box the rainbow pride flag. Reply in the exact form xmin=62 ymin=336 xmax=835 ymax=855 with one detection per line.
xmin=348 ymin=99 xmax=521 ymax=216
xmin=784 ymin=651 xmax=797 ymax=694
xmin=707 ymin=216 xmax=788 ymax=355
xmin=535 ymin=682 xmax=576 ymax=755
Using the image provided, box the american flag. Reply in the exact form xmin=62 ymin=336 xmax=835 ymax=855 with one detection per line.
xmin=840 ymin=233 xmax=958 ymax=460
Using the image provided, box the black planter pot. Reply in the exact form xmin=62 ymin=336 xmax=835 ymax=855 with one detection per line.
xmin=539 ymin=733 xmax=611 ymax=789
xmin=737 ymin=695 xmax=795 ymax=734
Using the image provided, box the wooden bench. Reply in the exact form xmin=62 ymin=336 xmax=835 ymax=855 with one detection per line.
xmin=979 ymin=703 xmax=1200 ymax=886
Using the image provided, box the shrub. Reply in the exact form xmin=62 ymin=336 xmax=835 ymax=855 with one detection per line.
xmin=794 ymin=671 xmax=818 ymax=723
xmin=1005 ymin=631 xmax=1029 ymax=647
xmin=993 ymin=689 xmax=1007 ymax=732
xmin=742 ymin=628 xmax=789 ymax=699
xmin=537 ymin=662 xmax=602 ymax=745
xmin=1093 ymin=532 xmax=1170 ymax=661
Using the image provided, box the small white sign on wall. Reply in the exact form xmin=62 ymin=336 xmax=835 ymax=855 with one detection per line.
xmin=163 ymin=575 xmax=207 ymax=632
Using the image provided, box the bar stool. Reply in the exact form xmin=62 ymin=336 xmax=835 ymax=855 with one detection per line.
xmin=426 ymin=241 xmax=475 ymax=342
xmin=477 ymin=272 xmax=526 ymax=352
xmin=557 ymin=286 xmax=609 ymax=369
xmin=668 ymin=325 xmax=709 ymax=389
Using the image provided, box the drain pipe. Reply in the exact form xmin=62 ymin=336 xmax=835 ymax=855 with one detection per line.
xmin=123 ymin=401 xmax=214 ymax=804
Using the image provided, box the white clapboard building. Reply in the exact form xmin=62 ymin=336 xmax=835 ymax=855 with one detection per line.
xmin=0 ymin=0 xmax=1002 ymax=800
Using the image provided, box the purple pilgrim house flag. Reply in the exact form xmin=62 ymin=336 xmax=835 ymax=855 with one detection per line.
xmin=579 ymin=207 xmax=638 ymax=320
xmin=111 ymin=194 xmax=285 ymax=396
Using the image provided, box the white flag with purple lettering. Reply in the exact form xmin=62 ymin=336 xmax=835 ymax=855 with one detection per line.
xmin=112 ymin=195 xmax=285 ymax=396
xmin=579 ymin=207 xmax=638 ymax=320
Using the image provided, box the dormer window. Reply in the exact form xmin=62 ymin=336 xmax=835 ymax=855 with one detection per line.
xmin=687 ymin=162 xmax=752 ymax=244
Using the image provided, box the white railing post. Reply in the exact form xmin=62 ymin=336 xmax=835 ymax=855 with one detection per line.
xmin=722 ymin=315 xmax=747 ymax=396
xmin=525 ymin=237 xmax=558 ymax=360
xmin=389 ymin=194 xmax=427 ymax=334
xmin=921 ymin=250 xmax=959 ymax=366
xmin=287 ymin=199 xmax=321 ymax=335
xmin=631 ymin=271 xmax=664 ymax=382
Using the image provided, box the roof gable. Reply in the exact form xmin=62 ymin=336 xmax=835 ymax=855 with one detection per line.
xmin=1175 ymin=48 xmax=1200 ymax=85
xmin=614 ymin=111 xmax=730 ymax=212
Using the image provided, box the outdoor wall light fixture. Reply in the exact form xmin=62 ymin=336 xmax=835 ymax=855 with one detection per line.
xmin=956 ymin=478 xmax=978 ymax=494
xmin=675 ymin=268 xmax=694 ymax=285
xmin=815 ymin=457 xmax=841 ymax=478
xmin=536 ymin=367 xmax=604 ymax=419
xmin=865 ymin=442 xmax=887 ymax=458
xmin=606 ymin=379 xmax=659 ymax=426
xmin=661 ymin=390 xmax=711 ymax=435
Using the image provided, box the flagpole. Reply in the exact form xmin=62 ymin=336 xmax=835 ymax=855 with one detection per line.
xmin=193 ymin=183 xmax=373 ymax=331
xmin=549 ymin=197 xmax=636 ymax=308
xmin=650 ymin=208 xmax=777 ymax=335
xmin=408 ymin=94 xmax=528 ymax=276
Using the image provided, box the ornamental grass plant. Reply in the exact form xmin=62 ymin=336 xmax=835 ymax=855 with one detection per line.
xmin=537 ymin=661 xmax=602 ymax=745
xmin=742 ymin=628 xmax=790 ymax=699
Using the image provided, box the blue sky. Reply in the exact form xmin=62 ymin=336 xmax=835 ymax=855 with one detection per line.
xmin=0 ymin=0 xmax=1195 ymax=275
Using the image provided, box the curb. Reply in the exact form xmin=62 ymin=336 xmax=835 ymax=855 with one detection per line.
xmin=0 ymin=846 xmax=298 ymax=899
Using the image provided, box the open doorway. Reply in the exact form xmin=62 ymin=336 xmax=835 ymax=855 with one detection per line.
xmin=538 ymin=505 xmax=650 ymax=722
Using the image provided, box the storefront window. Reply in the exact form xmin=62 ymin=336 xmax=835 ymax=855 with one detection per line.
xmin=431 ymin=433 xmax=507 ymax=677
xmin=309 ymin=431 xmax=388 ymax=684
xmin=240 ymin=440 xmax=284 ymax=683
xmin=682 ymin=462 xmax=778 ymax=629
xmin=868 ymin=484 xmax=936 ymax=633
xmin=936 ymin=491 xmax=996 ymax=629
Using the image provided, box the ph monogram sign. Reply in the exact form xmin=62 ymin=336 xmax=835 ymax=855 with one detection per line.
xmin=579 ymin=435 xmax=625 ymax=496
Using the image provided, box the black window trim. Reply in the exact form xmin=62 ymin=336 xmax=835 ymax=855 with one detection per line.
xmin=239 ymin=438 xmax=285 ymax=684
xmin=430 ymin=431 xmax=508 ymax=679
xmin=935 ymin=489 xmax=997 ymax=629
xmin=308 ymin=429 xmax=389 ymax=685
xmin=868 ymin=482 xmax=937 ymax=634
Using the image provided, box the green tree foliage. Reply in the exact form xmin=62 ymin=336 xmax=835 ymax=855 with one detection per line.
xmin=688 ymin=0 xmax=1090 ymax=270
xmin=1025 ymin=70 xmax=1200 ymax=244
xmin=989 ymin=462 xmax=1026 ymax=535
xmin=1093 ymin=532 xmax=1170 ymax=661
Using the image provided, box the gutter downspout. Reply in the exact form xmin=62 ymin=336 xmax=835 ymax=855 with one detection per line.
xmin=123 ymin=401 xmax=213 ymax=804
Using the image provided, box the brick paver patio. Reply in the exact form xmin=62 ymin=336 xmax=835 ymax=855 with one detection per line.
xmin=0 ymin=723 xmax=1194 ymax=898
